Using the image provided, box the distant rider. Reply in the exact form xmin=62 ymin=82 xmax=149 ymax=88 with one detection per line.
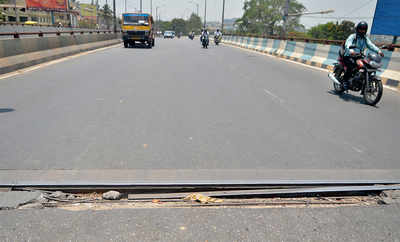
xmin=215 ymin=29 xmax=222 ymax=39
xmin=200 ymin=29 xmax=209 ymax=42
xmin=342 ymin=21 xmax=384 ymax=90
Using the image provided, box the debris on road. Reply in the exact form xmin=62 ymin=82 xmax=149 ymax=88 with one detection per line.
xmin=379 ymin=190 xmax=400 ymax=205
xmin=102 ymin=191 xmax=122 ymax=200
xmin=48 ymin=191 xmax=68 ymax=200
xmin=184 ymin=193 xmax=223 ymax=204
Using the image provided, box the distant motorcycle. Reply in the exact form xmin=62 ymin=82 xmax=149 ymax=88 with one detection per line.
xmin=201 ymin=34 xmax=209 ymax=48
xmin=328 ymin=45 xmax=386 ymax=106
xmin=188 ymin=33 xmax=194 ymax=40
xmin=214 ymin=35 xmax=222 ymax=45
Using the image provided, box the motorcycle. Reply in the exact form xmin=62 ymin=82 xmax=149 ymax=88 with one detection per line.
xmin=328 ymin=45 xmax=385 ymax=106
xmin=188 ymin=33 xmax=194 ymax=40
xmin=214 ymin=35 xmax=222 ymax=45
xmin=201 ymin=34 xmax=209 ymax=48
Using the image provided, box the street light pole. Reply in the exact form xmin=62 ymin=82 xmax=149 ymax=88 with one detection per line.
xmin=151 ymin=0 xmax=153 ymax=16
xmin=113 ymin=0 xmax=116 ymax=32
xmin=140 ymin=0 xmax=143 ymax=13
xmin=188 ymin=1 xmax=199 ymax=16
xmin=221 ymin=0 xmax=225 ymax=33
xmin=125 ymin=0 xmax=127 ymax=12
xmin=282 ymin=0 xmax=290 ymax=37
xmin=203 ymin=0 xmax=207 ymax=28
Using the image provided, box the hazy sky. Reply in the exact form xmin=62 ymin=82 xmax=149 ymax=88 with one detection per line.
xmin=89 ymin=0 xmax=378 ymax=29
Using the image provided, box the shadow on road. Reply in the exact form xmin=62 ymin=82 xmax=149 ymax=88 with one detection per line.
xmin=327 ymin=90 xmax=379 ymax=108
xmin=0 ymin=108 xmax=15 ymax=113
xmin=125 ymin=43 xmax=152 ymax=49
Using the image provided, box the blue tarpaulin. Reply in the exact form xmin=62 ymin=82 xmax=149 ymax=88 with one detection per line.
xmin=371 ymin=0 xmax=400 ymax=36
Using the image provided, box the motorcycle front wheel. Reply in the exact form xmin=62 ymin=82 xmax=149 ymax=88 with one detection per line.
xmin=363 ymin=78 xmax=383 ymax=106
xmin=333 ymin=65 xmax=344 ymax=94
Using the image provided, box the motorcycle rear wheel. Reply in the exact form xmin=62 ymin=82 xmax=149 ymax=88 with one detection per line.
xmin=363 ymin=79 xmax=383 ymax=106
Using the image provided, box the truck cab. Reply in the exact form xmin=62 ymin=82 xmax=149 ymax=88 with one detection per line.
xmin=122 ymin=13 xmax=155 ymax=48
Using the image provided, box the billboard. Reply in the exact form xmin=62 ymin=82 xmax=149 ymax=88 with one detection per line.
xmin=26 ymin=0 xmax=67 ymax=11
xmin=371 ymin=0 xmax=400 ymax=36
xmin=80 ymin=4 xmax=97 ymax=20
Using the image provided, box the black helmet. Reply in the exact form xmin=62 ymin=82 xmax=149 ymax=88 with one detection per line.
xmin=356 ymin=21 xmax=368 ymax=37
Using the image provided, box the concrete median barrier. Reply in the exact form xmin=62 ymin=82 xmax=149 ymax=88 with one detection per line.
xmin=223 ymin=35 xmax=400 ymax=92
xmin=0 ymin=33 xmax=121 ymax=74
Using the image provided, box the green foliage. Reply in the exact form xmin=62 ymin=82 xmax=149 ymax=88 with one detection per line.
xmin=171 ymin=18 xmax=186 ymax=33
xmin=236 ymin=0 xmax=305 ymax=35
xmin=186 ymin=14 xmax=202 ymax=33
xmin=0 ymin=0 xmax=6 ymax=20
xmin=308 ymin=21 xmax=355 ymax=40
xmin=101 ymin=3 xmax=112 ymax=29
xmin=157 ymin=14 xmax=202 ymax=34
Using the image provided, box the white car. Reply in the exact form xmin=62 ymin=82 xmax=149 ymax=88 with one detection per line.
xmin=163 ymin=31 xmax=175 ymax=39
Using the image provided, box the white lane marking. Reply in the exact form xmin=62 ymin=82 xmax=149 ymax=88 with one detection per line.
xmin=223 ymin=43 xmax=399 ymax=94
xmin=0 ymin=44 xmax=120 ymax=80
xmin=263 ymin=88 xmax=285 ymax=103
xmin=352 ymin=146 xmax=364 ymax=153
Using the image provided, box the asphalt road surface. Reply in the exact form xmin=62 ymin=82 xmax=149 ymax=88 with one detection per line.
xmin=1 ymin=38 xmax=400 ymax=172
xmin=1 ymin=205 xmax=400 ymax=241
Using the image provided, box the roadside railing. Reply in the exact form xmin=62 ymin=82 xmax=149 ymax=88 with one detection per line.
xmin=0 ymin=21 xmax=97 ymax=28
xmin=225 ymin=34 xmax=400 ymax=51
xmin=0 ymin=30 xmax=117 ymax=39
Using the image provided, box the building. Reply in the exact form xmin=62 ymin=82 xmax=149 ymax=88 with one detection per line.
xmin=0 ymin=0 xmax=79 ymax=27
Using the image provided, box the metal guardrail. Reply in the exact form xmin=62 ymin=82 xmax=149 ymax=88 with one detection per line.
xmin=0 ymin=30 xmax=116 ymax=38
xmin=226 ymin=34 xmax=400 ymax=50
xmin=0 ymin=21 xmax=91 ymax=28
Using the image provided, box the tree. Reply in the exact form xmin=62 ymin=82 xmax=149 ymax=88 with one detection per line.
xmin=236 ymin=0 xmax=305 ymax=35
xmin=308 ymin=21 xmax=355 ymax=40
xmin=171 ymin=18 xmax=187 ymax=34
xmin=101 ymin=3 xmax=113 ymax=29
xmin=186 ymin=13 xmax=202 ymax=33
xmin=0 ymin=0 xmax=6 ymax=21
xmin=159 ymin=21 xmax=172 ymax=32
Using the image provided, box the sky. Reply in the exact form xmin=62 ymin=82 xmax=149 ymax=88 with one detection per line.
xmin=88 ymin=0 xmax=378 ymax=29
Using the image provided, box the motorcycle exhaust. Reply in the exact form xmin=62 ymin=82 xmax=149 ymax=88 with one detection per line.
xmin=328 ymin=73 xmax=341 ymax=85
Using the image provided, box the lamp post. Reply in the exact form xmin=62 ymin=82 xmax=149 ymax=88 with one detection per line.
xmin=113 ymin=0 xmax=116 ymax=32
xmin=203 ymin=0 xmax=207 ymax=28
xmin=188 ymin=1 xmax=199 ymax=16
xmin=221 ymin=0 xmax=225 ymax=33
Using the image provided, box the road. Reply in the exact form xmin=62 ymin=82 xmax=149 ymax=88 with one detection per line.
xmin=1 ymin=205 xmax=400 ymax=241
xmin=0 ymin=38 xmax=400 ymax=174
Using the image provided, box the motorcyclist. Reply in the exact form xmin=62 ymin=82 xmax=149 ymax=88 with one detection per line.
xmin=214 ymin=29 xmax=222 ymax=43
xmin=215 ymin=29 xmax=222 ymax=38
xmin=342 ymin=21 xmax=384 ymax=90
xmin=200 ymin=28 xmax=209 ymax=42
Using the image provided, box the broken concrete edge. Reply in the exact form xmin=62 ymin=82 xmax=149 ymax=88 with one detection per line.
xmin=1 ymin=188 xmax=398 ymax=210
xmin=0 ymin=191 xmax=41 ymax=210
xmin=0 ymin=39 xmax=122 ymax=75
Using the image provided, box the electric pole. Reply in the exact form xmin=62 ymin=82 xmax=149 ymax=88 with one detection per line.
xmin=221 ymin=0 xmax=225 ymax=33
xmin=113 ymin=0 xmax=116 ymax=32
xmin=140 ymin=0 xmax=143 ymax=13
xmin=151 ymin=0 xmax=153 ymax=16
xmin=282 ymin=0 xmax=289 ymax=38
xmin=203 ymin=0 xmax=207 ymax=28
